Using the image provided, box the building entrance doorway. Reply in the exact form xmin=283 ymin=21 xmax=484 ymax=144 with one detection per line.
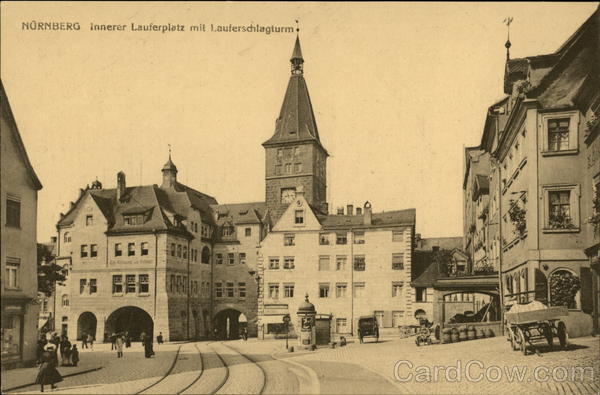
xmin=105 ymin=306 xmax=153 ymax=341
xmin=77 ymin=312 xmax=97 ymax=340
xmin=214 ymin=309 xmax=242 ymax=340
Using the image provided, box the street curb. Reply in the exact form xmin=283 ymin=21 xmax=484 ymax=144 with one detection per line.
xmin=271 ymin=350 xmax=320 ymax=395
xmin=2 ymin=366 xmax=103 ymax=393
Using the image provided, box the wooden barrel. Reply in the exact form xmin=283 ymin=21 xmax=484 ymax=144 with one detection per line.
xmin=486 ymin=328 xmax=495 ymax=338
xmin=451 ymin=328 xmax=460 ymax=342
xmin=442 ymin=328 xmax=452 ymax=344
xmin=467 ymin=326 xmax=476 ymax=340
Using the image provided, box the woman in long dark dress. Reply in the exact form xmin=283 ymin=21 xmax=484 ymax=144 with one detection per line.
xmin=35 ymin=348 xmax=63 ymax=392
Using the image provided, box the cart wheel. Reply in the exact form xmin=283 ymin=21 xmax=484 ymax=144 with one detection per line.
xmin=557 ymin=321 xmax=568 ymax=349
xmin=517 ymin=327 xmax=527 ymax=355
xmin=543 ymin=323 xmax=553 ymax=350
xmin=510 ymin=331 xmax=519 ymax=351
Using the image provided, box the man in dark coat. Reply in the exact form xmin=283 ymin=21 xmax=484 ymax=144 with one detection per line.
xmin=143 ymin=334 xmax=154 ymax=358
xmin=36 ymin=347 xmax=62 ymax=392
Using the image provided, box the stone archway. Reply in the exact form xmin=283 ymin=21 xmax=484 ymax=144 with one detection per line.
xmin=105 ymin=306 xmax=153 ymax=342
xmin=214 ymin=309 xmax=243 ymax=340
xmin=77 ymin=312 xmax=97 ymax=340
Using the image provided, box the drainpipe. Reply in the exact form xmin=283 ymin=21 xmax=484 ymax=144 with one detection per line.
xmin=350 ymin=228 xmax=354 ymax=336
xmin=153 ymin=231 xmax=158 ymax=320
xmin=187 ymin=238 xmax=191 ymax=340
xmin=497 ymin=159 xmax=505 ymax=335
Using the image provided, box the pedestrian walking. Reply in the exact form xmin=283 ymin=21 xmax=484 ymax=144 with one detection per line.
xmin=143 ymin=334 xmax=154 ymax=358
xmin=59 ymin=336 xmax=71 ymax=366
xmin=82 ymin=332 xmax=88 ymax=349
xmin=156 ymin=332 xmax=163 ymax=345
xmin=115 ymin=333 xmax=124 ymax=358
xmin=71 ymin=345 xmax=80 ymax=367
xmin=110 ymin=332 xmax=117 ymax=350
xmin=35 ymin=347 xmax=63 ymax=392
xmin=125 ymin=332 xmax=131 ymax=348
xmin=87 ymin=333 xmax=94 ymax=350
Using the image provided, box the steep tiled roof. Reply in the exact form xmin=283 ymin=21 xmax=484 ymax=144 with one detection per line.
xmin=412 ymin=260 xmax=440 ymax=287
xmin=318 ymin=208 xmax=416 ymax=230
xmin=1 ymin=80 xmax=43 ymax=190
xmin=211 ymin=202 xmax=267 ymax=226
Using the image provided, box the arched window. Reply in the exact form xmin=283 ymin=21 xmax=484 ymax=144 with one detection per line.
xmin=63 ymin=232 xmax=71 ymax=243
xmin=549 ymin=270 xmax=580 ymax=309
xmin=201 ymin=246 xmax=210 ymax=264
xmin=62 ymin=294 xmax=69 ymax=307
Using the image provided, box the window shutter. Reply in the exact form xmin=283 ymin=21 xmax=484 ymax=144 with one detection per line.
xmin=580 ymin=267 xmax=593 ymax=314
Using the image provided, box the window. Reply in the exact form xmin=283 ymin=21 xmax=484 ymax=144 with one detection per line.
xmin=269 ymin=257 xmax=280 ymax=269
xmin=170 ymin=275 xmax=175 ymax=293
xmin=141 ymin=242 xmax=149 ymax=256
xmin=319 ymin=233 xmax=330 ymax=245
xmin=352 ymin=233 xmax=365 ymax=247
xmin=63 ymin=232 xmax=71 ymax=243
xmin=139 ymin=275 xmax=149 ymax=293
xmin=89 ymin=279 xmax=97 ymax=294
xmin=548 ymin=118 xmax=570 ymax=151
xmin=354 ymin=255 xmax=365 ymax=271
xmin=238 ymin=282 xmax=246 ymax=298
xmin=318 ymin=256 xmax=330 ymax=271
xmin=80 ymin=245 xmax=88 ymax=258
xmin=86 ymin=215 xmax=93 ymax=226
xmin=284 ymin=233 xmax=295 ymax=246
xmin=227 ymin=253 xmax=235 ymax=265
xmin=336 ymin=233 xmax=347 ymax=245
xmin=177 ymin=245 xmax=182 ymax=258
xmin=319 ymin=283 xmax=330 ymax=298
xmin=6 ymin=197 xmax=21 ymax=227
xmin=392 ymin=253 xmax=404 ymax=270
xmin=5 ymin=258 xmax=20 ymax=289
xmin=62 ymin=295 xmax=69 ymax=307
xmin=183 ymin=246 xmax=188 ymax=259
xmin=80 ymin=279 xmax=87 ymax=294
xmin=269 ymin=283 xmax=279 ymax=299
xmin=549 ymin=190 xmax=572 ymax=227
xmin=392 ymin=230 xmax=404 ymax=242
xmin=284 ymin=283 xmax=294 ymax=298
xmin=201 ymin=225 xmax=210 ymax=238
xmin=275 ymin=165 xmax=282 ymax=176
xmin=277 ymin=148 xmax=283 ymax=160
xmin=293 ymin=146 xmax=300 ymax=157
xmin=285 ymin=163 xmax=292 ymax=174
xmin=112 ymin=275 xmax=123 ymax=294
xmin=216 ymin=253 xmax=223 ymax=265
xmin=336 ymin=283 xmax=347 ymax=298
xmin=543 ymin=185 xmax=580 ymax=230
xmin=115 ymin=243 xmax=122 ymax=257
xmin=222 ymin=226 xmax=234 ymax=236
xmin=416 ymin=287 xmax=427 ymax=302
xmin=245 ymin=227 xmax=251 ymax=237
xmin=239 ymin=253 xmax=247 ymax=265
xmin=90 ymin=244 xmax=98 ymax=258
xmin=128 ymin=243 xmax=135 ymax=256
xmin=294 ymin=163 xmax=302 ymax=173
xmin=392 ymin=282 xmax=403 ymax=297
xmin=124 ymin=214 xmax=145 ymax=225
xmin=392 ymin=311 xmax=404 ymax=327
xmin=202 ymin=247 xmax=210 ymax=264
xmin=336 ymin=256 xmax=347 ymax=271
xmin=294 ymin=210 xmax=304 ymax=224
xmin=171 ymin=243 xmax=176 ymax=257
xmin=336 ymin=318 xmax=348 ymax=334
xmin=284 ymin=256 xmax=295 ymax=269
xmin=353 ymin=282 xmax=365 ymax=298
xmin=215 ymin=282 xmax=223 ymax=298
xmin=226 ymin=282 xmax=234 ymax=297
xmin=176 ymin=276 xmax=182 ymax=293
xmin=126 ymin=275 xmax=136 ymax=293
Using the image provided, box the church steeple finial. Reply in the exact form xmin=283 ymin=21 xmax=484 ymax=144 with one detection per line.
xmin=291 ymin=20 xmax=304 ymax=75
xmin=503 ymin=17 xmax=514 ymax=60
xmin=161 ymin=145 xmax=178 ymax=188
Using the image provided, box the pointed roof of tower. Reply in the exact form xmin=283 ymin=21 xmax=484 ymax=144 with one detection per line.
xmin=162 ymin=154 xmax=178 ymax=172
xmin=263 ymin=37 xmax=325 ymax=150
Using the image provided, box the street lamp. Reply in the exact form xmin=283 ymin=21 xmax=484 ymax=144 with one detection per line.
xmin=282 ymin=314 xmax=290 ymax=349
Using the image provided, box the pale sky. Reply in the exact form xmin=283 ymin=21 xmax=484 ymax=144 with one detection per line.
xmin=1 ymin=2 xmax=597 ymax=242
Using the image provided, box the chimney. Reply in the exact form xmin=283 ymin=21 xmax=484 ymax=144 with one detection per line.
xmin=356 ymin=207 xmax=362 ymax=216
xmin=117 ymin=171 xmax=126 ymax=202
xmin=364 ymin=201 xmax=372 ymax=225
xmin=337 ymin=207 xmax=344 ymax=215
xmin=347 ymin=204 xmax=354 ymax=216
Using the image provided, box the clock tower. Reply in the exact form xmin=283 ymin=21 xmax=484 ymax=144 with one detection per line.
xmin=263 ymin=36 xmax=329 ymax=224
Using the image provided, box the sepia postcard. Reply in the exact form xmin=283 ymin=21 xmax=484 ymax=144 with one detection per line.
xmin=1 ymin=2 xmax=599 ymax=394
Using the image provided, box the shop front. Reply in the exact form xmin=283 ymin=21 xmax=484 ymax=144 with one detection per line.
xmin=1 ymin=301 xmax=26 ymax=369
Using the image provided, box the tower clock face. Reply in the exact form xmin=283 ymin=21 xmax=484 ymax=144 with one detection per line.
xmin=281 ymin=188 xmax=296 ymax=203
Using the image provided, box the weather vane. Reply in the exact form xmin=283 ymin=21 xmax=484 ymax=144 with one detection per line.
xmin=503 ymin=17 xmax=514 ymax=59
xmin=295 ymin=19 xmax=299 ymax=33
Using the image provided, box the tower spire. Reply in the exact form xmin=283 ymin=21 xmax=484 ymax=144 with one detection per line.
xmin=503 ymin=17 xmax=513 ymax=60
xmin=291 ymin=20 xmax=304 ymax=75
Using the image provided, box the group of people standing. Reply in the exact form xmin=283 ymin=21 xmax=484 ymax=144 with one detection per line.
xmin=35 ymin=332 xmax=81 ymax=392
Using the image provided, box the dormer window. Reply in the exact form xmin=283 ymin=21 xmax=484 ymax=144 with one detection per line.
xmin=124 ymin=214 xmax=145 ymax=225
xmin=222 ymin=226 xmax=234 ymax=236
